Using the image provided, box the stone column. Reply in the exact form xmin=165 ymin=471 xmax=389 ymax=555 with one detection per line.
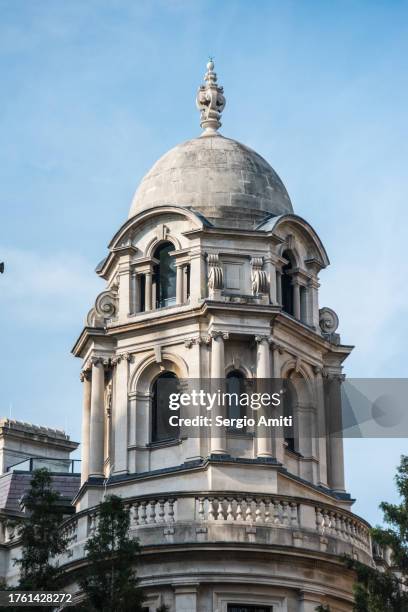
xmin=113 ymin=353 xmax=130 ymax=475
xmin=210 ymin=331 xmax=228 ymax=455
xmin=293 ymin=279 xmax=301 ymax=319
xmin=308 ymin=277 xmax=320 ymax=329
xmin=189 ymin=249 xmax=204 ymax=303
xmin=276 ymin=270 xmax=282 ymax=305
xmin=145 ymin=271 xmax=152 ymax=311
xmin=265 ymin=258 xmax=277 ymax=304
xmin=118 ymin=266 xmax=131 ymax=320
xmin=130 ymin=270 xmax=137 ymax=314
xmin=271 ymin=343 xmax=285 ymax=464
xmin=315 ymin=368 xmax=328 ymax=487
xmin=80 ymin=369 xmax=92 ymax=485
xmin=89 ymin=358 xmax=105 ymax=478
xmin=176 ymin=264 xmax=184 ymax=305
xmin=255 ymin=335 xmax=273 ymax=457
xmin=326 ymin=373 xmax=346 ymax=492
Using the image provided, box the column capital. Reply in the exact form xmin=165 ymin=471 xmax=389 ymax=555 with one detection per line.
xmin=112 ymin=352 xmax=133 ymax=365
xmin=326 ymin=372 xmax=346 ymax=382
xmin=90 ymin=356 xmax=111 ymax=368
xmin=254 ymin=334 xmax=272 ymax=345
xmin=270 ymin=341 xmax=284 ymax=354
xmin=184 ymin=336 xmax=204 ymax=348
xmin=80 ymin=369 xmax=91 ymax=382
xmin=209 ymin=330 xmax=229 ymax=341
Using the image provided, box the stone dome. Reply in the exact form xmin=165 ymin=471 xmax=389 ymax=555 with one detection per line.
xmin=129 ymin=133 xmax=293 ymax=229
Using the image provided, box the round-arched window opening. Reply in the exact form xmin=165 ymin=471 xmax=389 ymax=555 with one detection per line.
xmin=226 ymin=370 xmax=246 ymax=428
xmin=153 ymin=242 xmax=176 ymax=309
xmin=151 ymin=371 xmax=180 ymax=443
xmin=281 ymin=250 xmax=295 ymax=316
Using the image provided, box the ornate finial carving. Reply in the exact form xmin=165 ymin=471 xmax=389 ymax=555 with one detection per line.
xmin=196 ymin=59 xmax=226 ymax=135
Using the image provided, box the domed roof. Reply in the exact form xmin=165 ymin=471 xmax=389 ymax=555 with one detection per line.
xmin=129 ymin=134 xmax=293 ymax=228
xmin=128 ymin=60 xmax=293 ymax=229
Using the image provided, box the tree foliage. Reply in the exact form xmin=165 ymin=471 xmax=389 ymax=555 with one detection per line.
xmin=14 ymin=468 xmax=68 ymax=590
xmin=346 ymin=454 xmax=408 ymax=611
xmin=79 ymin=495 xmax=144 ymax=612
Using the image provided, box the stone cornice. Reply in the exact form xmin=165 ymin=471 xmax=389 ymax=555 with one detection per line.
xmin=71 ymin=326 xmax=107 ymax=358
xmin=272 ymin=312 xmax=354 ymax=360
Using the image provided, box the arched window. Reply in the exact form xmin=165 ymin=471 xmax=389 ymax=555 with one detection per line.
xmin=281 ymin=250 xmax=295 ymax=316
xmin=153 ymin=242 xmax=176 ymax=309
xmin=151 ymin=371 xmax=180 ymax=443
xmin=226 ymin=370 xmax=246 ymax=427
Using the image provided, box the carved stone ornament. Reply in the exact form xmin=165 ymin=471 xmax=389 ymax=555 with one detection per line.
xmin=196 ymin=59 xmax=226 ymax=134
xmin=319 ymin=307 xmax=339 ymax=334
xmin=251 ymin=257 xmax=268 ymax=295
xmin=105 ymin=380 xmax=112 ymax=417
xmin=207 ymin=253 xmax=223 ymax=295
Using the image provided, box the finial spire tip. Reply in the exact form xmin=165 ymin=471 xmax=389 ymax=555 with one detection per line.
xmin=196 ymin=58 xmax=226 ymax=135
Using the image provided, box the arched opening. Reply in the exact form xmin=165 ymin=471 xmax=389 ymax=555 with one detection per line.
xmin=151 ymin=371 xmax=180 ymax=443
xmin=281 ymin=250 xmax=295 ymax=316
xmin=153 ymin=242 xmax=176 ymax=309
xmin=226 ymin=370 xmax=246 ymax=428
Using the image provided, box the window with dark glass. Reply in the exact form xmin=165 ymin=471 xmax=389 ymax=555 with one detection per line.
xmin=151 ymin=371 xmax=180 ymax=443
xmin=226 ymin=370 xmax=246 ymax=427
xmin=153 ymin=242 xmax=176 ymax=308
xmin=281 ymin=250 xmax=294 ymax=316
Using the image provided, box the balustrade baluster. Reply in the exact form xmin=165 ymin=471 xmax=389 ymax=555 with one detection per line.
xmin=245 ymin=498 xmax=253 ymax=522
xmin=197 ymin=497 xmax=205 ymax=521
xmin=158 ymin=499 xmax=165 ymax=523
xmin=227 ymin=498 xmax=234 ymax=522
xmin=273 ymin=501 xmax=281 ymax=525
xmin=282 ymin=501 xmax=289 ymax=526
xmin=149 ymin=500 xmax=157 ymax=524
xmin=216 ymin=497 xmax=225 ymax=521
xmin=290 ymin=502 xmax=298 ymax=527
xmin=208 ymin=498 xmax=215 ymax=521
xmin=140 ymin=501 xmax=148 ymax=525
xmin=264 ymin=498 xmax=271 ymax=523
xmin=255 ymin=498 xmax=262 ymax=523
xmin=236 ymin=498 xmax=243 ymax=521
xmin=168 ymin=498 xmax=175 ymax=523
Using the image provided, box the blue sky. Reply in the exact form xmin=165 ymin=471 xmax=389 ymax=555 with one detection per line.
xmin=1 ymin=0 xmax=407 ymax=525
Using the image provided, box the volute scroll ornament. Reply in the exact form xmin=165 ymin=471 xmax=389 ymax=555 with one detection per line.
xmin=207 ymin=253 xmax=223 ymax=297
xmin=319 ymin=307 xmax=340 ymax=344
xmin=250 ymin=257 xmax=269 ymax=295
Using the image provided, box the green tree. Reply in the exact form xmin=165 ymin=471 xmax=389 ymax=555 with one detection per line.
xmin=14 ymin=468 xmax=68 ymax=590
xmin=345 ymin=454 xmax=408 ymax=611
xmin=80 ymin=495 xmax=144 ymax=612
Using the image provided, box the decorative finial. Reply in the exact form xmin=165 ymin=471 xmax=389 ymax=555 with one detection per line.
xmin=196 ymin=59 xmax=226 ymax=135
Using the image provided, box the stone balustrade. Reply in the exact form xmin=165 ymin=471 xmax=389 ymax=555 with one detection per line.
xmin=315 ymin=505 xmax=371 ymax=553
xmin=4 ymin=493 xmax=371 ymax=567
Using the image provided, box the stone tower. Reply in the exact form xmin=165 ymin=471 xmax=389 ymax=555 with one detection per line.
xmin=68 ymin=61 xmax=373 ymax=611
